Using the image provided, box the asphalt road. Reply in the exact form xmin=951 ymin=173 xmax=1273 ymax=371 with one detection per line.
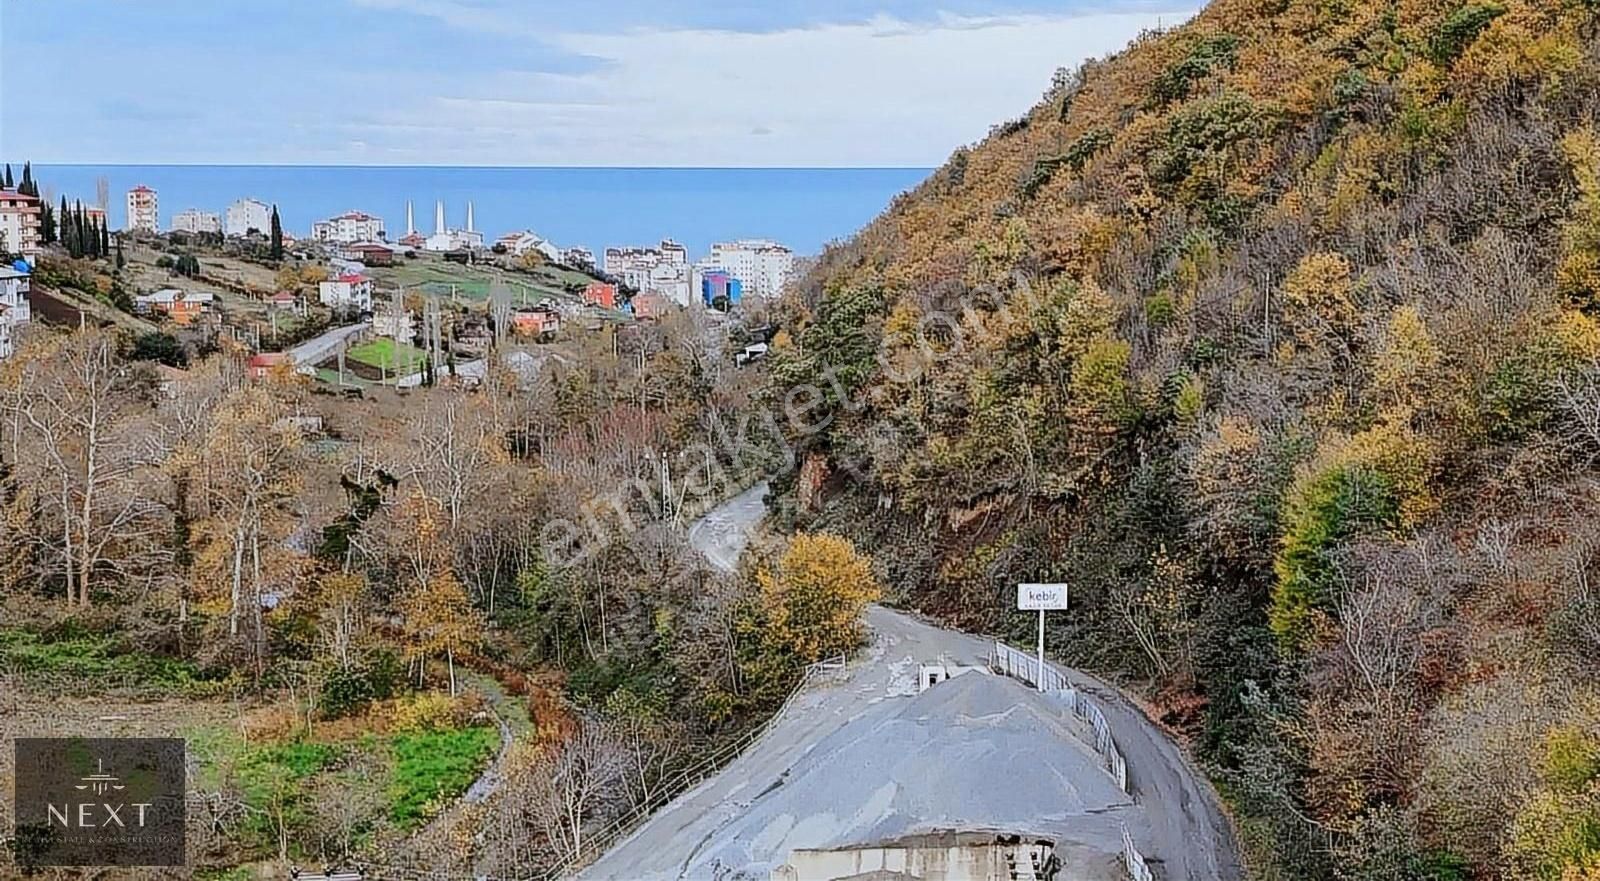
xmin=596 ymin=482 xmax=1245 ymax=881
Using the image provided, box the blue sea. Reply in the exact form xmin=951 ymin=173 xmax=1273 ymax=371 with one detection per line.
xmin=30 ymin=166 xmax=931 ymax=258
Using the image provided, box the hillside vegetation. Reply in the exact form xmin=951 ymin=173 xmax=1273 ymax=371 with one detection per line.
xmin=771 ymin=0 xmax=1600 ymax=877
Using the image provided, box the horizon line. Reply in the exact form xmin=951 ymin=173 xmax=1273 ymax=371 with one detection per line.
xmin=25 ymin=162 xmax=940 ymax=171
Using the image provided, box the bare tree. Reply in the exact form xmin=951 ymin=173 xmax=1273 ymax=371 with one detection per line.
xmin=520 ymin=719 xmax=628 ymax=861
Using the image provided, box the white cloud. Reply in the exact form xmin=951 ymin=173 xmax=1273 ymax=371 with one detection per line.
xmin=346 ymin=8 xmax=1195 ymax=166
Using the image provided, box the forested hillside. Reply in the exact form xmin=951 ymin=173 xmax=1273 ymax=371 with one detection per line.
xmin=769 ymin=0 xmax=1600 ymax=876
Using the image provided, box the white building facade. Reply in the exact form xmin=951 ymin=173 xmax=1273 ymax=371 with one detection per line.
xmin=705 ymin=239 xmax=795 ymax=300
xmin=170 ymin=209 xmax=222 ymax=234
xmin=422 ymin=200 xmax=483 ymax=252
xmin=496 ymin=231 xmax=562 ymax=262
xmin=319 ymin=274 xmax=374 ymax=312
xmin=0 ymin=190 xmax=43 ymax=260
xmin=311 ymin=211 xmax=385 ymax=244
xmin=125 ymin=186 xmax=159 ymax=233
xmin=604 ymin=239 xmax=692 ymax=305
xmin=0 ymin=266 xmax=33 ymax=360
xmin=225 ymin=198 xmax=273 ymax=237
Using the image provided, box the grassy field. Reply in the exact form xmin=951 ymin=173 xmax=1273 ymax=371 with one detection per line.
xmin=371 ymin=255 xmax=591 ymax=304
xmin=346 ymin=337 xmax=427 ymax=374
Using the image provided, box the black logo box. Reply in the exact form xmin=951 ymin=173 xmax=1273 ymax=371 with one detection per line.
xmin=12 ymin=738 xmax=186 ymax=868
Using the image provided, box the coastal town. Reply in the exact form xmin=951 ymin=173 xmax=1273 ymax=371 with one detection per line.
xmin=0 ymin=165 xmax=795 ymax=385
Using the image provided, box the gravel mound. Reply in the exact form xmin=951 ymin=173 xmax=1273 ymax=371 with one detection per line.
xmin=687 ymin=671 xmax=1136 ymax=878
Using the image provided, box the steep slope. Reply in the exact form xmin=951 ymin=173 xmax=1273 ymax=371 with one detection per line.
xmin=768 ymin=0 xmax=1600 ymax=877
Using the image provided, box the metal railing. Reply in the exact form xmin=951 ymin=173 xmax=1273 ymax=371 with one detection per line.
xmin=991 ymin=641 xmax=1154 ymax=881
xmin=991 ymin=642 xmax=1127 ymax=791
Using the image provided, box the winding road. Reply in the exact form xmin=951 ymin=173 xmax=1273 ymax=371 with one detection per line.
xmin=578 ymin=481 xmax=1241 ymax=880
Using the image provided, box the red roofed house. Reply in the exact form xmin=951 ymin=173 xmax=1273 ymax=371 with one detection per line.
xmin=339 ymin=241 xmax=396 ymax=266
xmin=584 ymin=281 xmax=617 ymax=310
xmin=248 ymin=352 xmax=291 ymax=380
xmin=510 ymin=307 xmax=561 ymax=338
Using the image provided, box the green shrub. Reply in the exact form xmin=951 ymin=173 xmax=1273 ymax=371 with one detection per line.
xmin=1541 ymin=727 xmax=1600 ymax=795
xmin=1271 ymin=465 xmax=1400 ymax=651
xmin=0 ymin=628 xmax=204 ymax=692
xmin=1428 ymin=3 xmax=1507 ymax=66
xmin=1065 ymin=128 xmax=1114 ymax=173
xmin=1151 ymin=33 xmax=1241 ymax=106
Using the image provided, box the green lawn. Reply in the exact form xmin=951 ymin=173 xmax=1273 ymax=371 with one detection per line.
xmin=345 ymin=337 xmax=426 ymax=374
xmin=371 ymin=255 xmax=590 ymax=304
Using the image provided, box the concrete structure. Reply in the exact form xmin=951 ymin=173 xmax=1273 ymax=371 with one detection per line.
xmin=225 ymin=198 xmax=272 ymax=237
xmin=0 ymin=265 xmax=32 ymax=360
xmin=495 ymin=230 xmax=561 ymax=262
xmin=702 ymin=239 xmax=794 ymax=300
xmin=125 ymin=185 xmax=158 ymax=233
xmin=170 ymin=208 xmax=221 ymax=234
xmin=0 ymin=190 xmax=43 ymax=260
xmin=775 ymin=834 xmax=1061 ymax=881
xmin=133 ymin=289 xmax=215 ymax=325
xmin=311 ymin=210 xmax=385 ymax=244
xmin=318 ymin=274 xmax=374 ymax=312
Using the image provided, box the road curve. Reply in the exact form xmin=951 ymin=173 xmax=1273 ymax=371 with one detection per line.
xmin=609 ymin=482 xmax=1244 ymax=880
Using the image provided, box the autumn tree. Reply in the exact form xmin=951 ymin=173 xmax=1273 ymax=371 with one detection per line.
xmin=757 ymin=532 xmax=881 ymax=663
xmin=399 ymin=566 xmax=485 ymax=695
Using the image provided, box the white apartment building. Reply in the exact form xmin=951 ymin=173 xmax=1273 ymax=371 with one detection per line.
xmin=604 ymin=239 xmax=692 ymax=304
xmin=0 ymin=189 xmax=43 ymax=260
xmin=125 ymin=185 xmax=158 ymax=233
xmin=0 ymin=266 xmax=33 ymax=360
xmin=170 ymin=209 xmax=222 ymax=234
xmin=319 ymin=273 xmax=374 ymax=312
xmin=705 ymin=239 xmax=795 ymax=300
xmin=311 ymin=210 xmax=385 ymax=244
xmin=561 ymin=247 xmax=595 ymax=270
xmin=225 ymin=198 xmax=273 ymax=237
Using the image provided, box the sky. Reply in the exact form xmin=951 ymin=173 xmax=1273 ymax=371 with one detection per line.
xmin=0 ymin=0 xmax=1197 ymax=167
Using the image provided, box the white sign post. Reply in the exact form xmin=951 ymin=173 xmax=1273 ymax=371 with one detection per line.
xmin=1017 ymin=583 xmax=1068 ymax=691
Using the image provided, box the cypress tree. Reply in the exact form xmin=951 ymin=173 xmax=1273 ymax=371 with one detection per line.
xmin=18 ymin=162 xmax=33 ymax=197
xmin=115 ymin=234 xmax=125 ymax=269
xmin=40 ymin=203 xmax=55 ymax=244
xmin=99 ymin=220 xmax=110 ymax=257
xmin=269 ymin=205 xmax=284 ymax=261
xmin=2 ymin=164 xmax=11 ymax=190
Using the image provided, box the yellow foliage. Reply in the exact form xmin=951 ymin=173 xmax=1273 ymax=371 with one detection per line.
xmin=1372 ymin=305 xmax=1443 ymax=403
xmin=758 ymin=533 xmax=881 ymax=663
xmin=1283 ymin=252 xmax=1359 ymax=349
xmin=1559 ymin=127 xmax=1600 ymax=307
xmin=386 ymin=691 xmax=464 ymax=733
xmin=1554 ymin=311 xmax=1600 ymax=361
